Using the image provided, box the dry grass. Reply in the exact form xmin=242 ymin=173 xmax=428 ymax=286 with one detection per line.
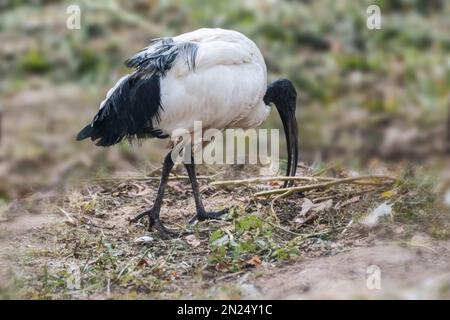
xmin=2 ymin=163 xmax=445 ymax=299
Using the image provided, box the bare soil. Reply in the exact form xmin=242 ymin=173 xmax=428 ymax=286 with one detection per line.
xmin=252 ymin=242 xmax=450 ymax=299
xmin=1 ymin=171 xmax=449 ymax=299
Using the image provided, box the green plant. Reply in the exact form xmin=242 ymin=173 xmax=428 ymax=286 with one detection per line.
xmin=19 ymin=49 xmax=51 ymax=74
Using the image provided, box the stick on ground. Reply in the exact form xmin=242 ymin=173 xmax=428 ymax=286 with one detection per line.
xmin=253 ymin=175 xmax=397 ymax=197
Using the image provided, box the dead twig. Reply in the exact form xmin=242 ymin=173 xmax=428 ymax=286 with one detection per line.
xmin=254 ymin=175 xmax=397 ymax=198
xmin=266 ymin=220 xmax=305 ymax=237
xmin=211 ymin=175 xmax=396 ymax=187
xmin=87 ymin=174 xmax=214 ymax=183
xmin=341 ymin=219 xmax=354 ymax=235
xmin=290 ymin=229 xmax=333 ymax=242
xmin=215 ymin=270 xmax=246 ymax=282
xmin=269 ymin=190 xmax=291 ymax=223
xmin=57 ymin=207 xmax=76 ymax=226
xmin=210 ymin=176 xmax=334 ymax=186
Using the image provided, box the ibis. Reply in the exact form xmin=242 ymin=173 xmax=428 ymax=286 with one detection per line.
xmin=77 ymin=28 xmax=299 ymax=237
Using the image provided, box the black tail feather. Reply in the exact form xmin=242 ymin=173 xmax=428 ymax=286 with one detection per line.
xmin=77 ymin=37 xmax=197 ymax=147
xmin=76 ymin=73 xmax=164 ymax=147
xmin=76 ymin=124 xmax=95 ymax=141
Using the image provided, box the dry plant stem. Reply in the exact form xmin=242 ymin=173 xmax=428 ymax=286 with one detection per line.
xmin=210 ymin=176 xmax=334 ymax=186
xmin=88 ymin=175 xmax=215 ymax=182
xmin=210 ymin=174 xmax=396 ymax=187
xmin=270 ymin=190 xmax=290 ymax=223
xmin=254 ymin=175 xmax=397 ymax=197
xmin=312 ymin=188 xmax=377 ymax=203
xmin=266 ymin=221 xmax=305 ymax=237
xmin=341 ymin=219 xmax=353 ymax=235
xmin=215 ymin=271 xmax=246 ymax=281
xmin=290 ymin=229 xmax=332 ymax=242
xmin=57 ymin=207 xmax=75 ymax=224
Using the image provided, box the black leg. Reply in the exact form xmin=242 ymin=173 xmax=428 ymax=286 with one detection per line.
xmin=130 ymin=151 xmax=177 ymax=238
xmin=184 ymin=153 xmax=228 ymax=223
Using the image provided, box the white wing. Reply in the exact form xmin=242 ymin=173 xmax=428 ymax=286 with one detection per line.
xmin=156 ymin=28 xmax=270 ymax=134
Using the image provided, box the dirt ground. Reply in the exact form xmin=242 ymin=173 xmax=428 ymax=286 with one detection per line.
xmin=1 ymin=211 xmax=450 ymax=299
xmin=253 ymin=242 xmax=450 ymax=299
xmin=1 ymin=170 xmax=449 ymax=299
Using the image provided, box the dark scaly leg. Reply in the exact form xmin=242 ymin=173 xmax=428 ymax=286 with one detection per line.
xmin=130 ymin=151 xmax=177 ymax=238
xmin=184 ymin=153 xmax=228 ymax=223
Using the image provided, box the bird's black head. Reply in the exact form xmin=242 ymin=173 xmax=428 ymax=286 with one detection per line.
xmin=264 ymin=78 xmax=299 ymax=188
xmin=264 ymin=78 xmax=297 ymax=113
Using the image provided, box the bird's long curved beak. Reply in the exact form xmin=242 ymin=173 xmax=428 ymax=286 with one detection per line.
xmin=278 ymin=108 xmax=299 ymax=188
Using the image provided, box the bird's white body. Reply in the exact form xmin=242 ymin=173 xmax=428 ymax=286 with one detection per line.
xmin=102 ymin=28 xmax=270 ymax=136
xmin=78 ymin=28 xmax=299 ymax=235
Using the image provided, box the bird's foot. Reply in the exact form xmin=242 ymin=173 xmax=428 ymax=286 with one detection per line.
xmin=152 ymin=218 xmax=179 ymax=239
xmin=129 ymin=209 xmax=153 ymax=225
xmin=189 ymin=208 xmax=229 ymax=224
xmin=129 ymin=209 xmax=178 ymax=239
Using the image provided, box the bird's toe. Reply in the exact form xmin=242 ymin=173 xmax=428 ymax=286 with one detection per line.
xmin=152 ymin=219 xmax=179 ymax=239
xmin=190 ymin=208 xmax=229 ymax=223
xmin=129 ymin=209 xmax=152 ymax=224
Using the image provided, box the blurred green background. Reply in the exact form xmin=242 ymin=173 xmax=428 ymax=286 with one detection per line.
xmin=1 ymin=0 xmax=450 ymax=201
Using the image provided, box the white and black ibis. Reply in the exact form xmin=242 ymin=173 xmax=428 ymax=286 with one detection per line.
xmin=77 ymin=28 xmax=298 ymax=237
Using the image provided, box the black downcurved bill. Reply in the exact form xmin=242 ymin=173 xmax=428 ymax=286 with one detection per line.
xmin=279 ymin=109 xmax=299 ymax=188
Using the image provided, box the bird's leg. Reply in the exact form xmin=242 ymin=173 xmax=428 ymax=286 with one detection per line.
xmin=184 ymin=154 xmax=228 ymax=223
xmin=130 ymin=151 xmax=177 ymax=238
